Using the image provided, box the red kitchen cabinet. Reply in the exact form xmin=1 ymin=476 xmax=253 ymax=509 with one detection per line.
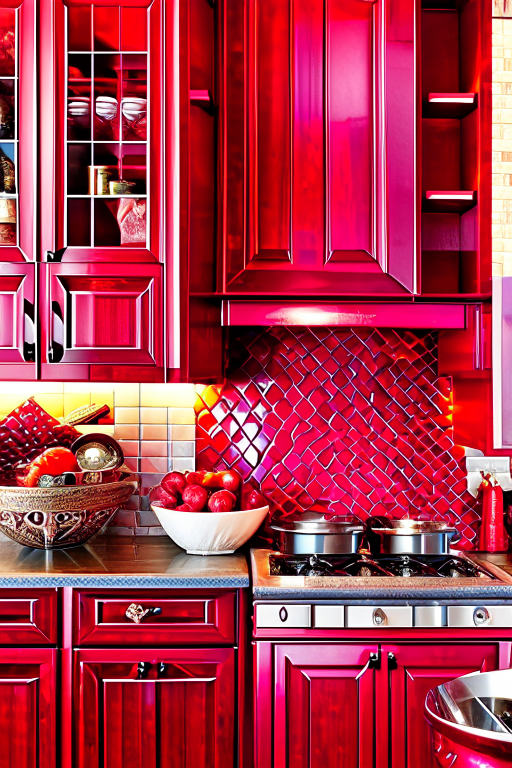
xmin=74 ymin=647 xmax=236 ymax=768
xmin=385 ymin=643 xmax=502 ymax=768
xmin=255 ymin=640 xmax=507 ymax=768
xmin=215 ymin=0 xmax=417 ymax=296
xmin=0 ymin=647 xmax=57 ymax=768
xmin=255 ymin=642 xmax=379 ymax=768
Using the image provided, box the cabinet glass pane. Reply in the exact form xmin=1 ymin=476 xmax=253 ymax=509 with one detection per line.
xmin=65 ymin=6 xmax=149 ymax=249
xmin=0 ymin=8 xmax=17 ymax=246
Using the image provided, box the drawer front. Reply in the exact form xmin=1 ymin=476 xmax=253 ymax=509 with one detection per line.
xmin=346 ymin=606 xmax=413 ymax=628
xmin=0 ymin=590 xmax=58 ymax=645
xmin=256 ymin=604 xmax=311 ymax=628
xmin=75 ymin=590 xmax=237 ymax=646
xmin=448 ymin=605 xmax=512 ymax=628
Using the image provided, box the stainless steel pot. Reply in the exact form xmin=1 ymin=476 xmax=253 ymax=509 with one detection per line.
xmin=365 ymin=516 xmax=461 ymax=555
xmin=271 ymin=513 xmax=364 ymax=554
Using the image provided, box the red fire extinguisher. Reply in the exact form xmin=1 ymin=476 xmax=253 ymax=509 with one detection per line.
xmin=478 ymin=472 xmax=509 ymax=552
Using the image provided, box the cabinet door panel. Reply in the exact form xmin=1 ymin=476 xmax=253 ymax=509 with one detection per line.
xmin=0 ymin=0 xmax=36 ymax=263
xmin=44 ymin=263 xmax=163 ymax=367
xmin=387 ymin=642 xmax=500 ymax=768
xmin=75 ymin=647 xmax=235 ymax=768
xmin=220 ymin=0 xmax=416 ymax=295
xmin=266 ymin=643 xmax=377 ymax=768
xmin=0 ymin=262 xmax=35 ymax=372
xmin=0 ymin=648 xmax=56 ymax=768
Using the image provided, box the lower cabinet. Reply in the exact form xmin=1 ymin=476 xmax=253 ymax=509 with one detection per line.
xmin=0 ymin=648 xmax=57 ymax=768
xmin=255 ymin=641 xmax=505 ymax=768
xmin=74 ymin=647 xmax=236 ymax=768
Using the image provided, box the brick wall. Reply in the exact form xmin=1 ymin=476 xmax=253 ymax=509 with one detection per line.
xmin=493 ymin=2 xmax=512 ymax=275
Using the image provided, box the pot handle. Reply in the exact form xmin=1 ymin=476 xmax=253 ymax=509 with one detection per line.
xmin=449 ymin=530 xmax=462 ymax=546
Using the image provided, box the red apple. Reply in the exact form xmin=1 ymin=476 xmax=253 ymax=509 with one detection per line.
xmin=241 ymin=485 xmax=266 ymax=510
xmin=175 ymin=503 xmax=192 ymax=511
xmin=160 ymin=489 xmax=178 ymax=509
xmin=208 ymin=490 xmax=237 ymax=513
xmin=161 ymin=471 xmax=187 ymax=496
xmin=202 ymin=471 xmax=222 ymax=489
xmin=185 ymin=470 xmax=206 ymax=486
xmin=219 ymin=469 xmax=242 ymax=493
xmin=182 ymin=484 xmax=208 ymax=512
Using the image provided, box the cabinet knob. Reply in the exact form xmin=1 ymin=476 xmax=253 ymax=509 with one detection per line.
xmin=372 ymin=608 xmax=387 ymax=626
xmin=125 ymin=603 xmax=162 ymax=624
xmin=279 ymin=606 xmax=288 ymax=622
xmin=473 ymin=607 xmax=490 ymax=626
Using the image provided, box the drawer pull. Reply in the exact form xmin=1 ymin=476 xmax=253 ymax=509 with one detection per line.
xmin=125 ymin=603 xmax=162 ymax=624
xmin=157 ymin=662 xmax=167 ymax=678
xmin=136 ymin=661 xmax=151 ymax=680
xmin=279 ymin=607 xmax=288 ymax=622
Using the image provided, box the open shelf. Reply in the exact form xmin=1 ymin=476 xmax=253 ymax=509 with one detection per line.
xmin=425 ymin=92 xmax=477 ymax=119
xmin=424 ymin=191 xmax=476 ymax=213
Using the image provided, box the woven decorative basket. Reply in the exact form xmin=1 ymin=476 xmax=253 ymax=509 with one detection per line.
xmin=0 ymin=478 xmax=137 ymax=549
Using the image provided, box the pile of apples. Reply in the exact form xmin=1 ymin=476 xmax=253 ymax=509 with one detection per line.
xmin=157 ymin=468 xmax=266 ymax=513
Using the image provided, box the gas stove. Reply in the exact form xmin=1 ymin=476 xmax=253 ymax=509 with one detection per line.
xmin=269 ymin=553 xmax=494 ymax=579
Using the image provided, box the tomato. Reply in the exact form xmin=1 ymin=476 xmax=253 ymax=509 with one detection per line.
xmin=23 ymin=447 xmax=79 ymax=488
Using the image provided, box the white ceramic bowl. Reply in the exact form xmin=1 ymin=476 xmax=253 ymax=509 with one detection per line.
xmin=151 ymin=504 xmax=269 ymax=555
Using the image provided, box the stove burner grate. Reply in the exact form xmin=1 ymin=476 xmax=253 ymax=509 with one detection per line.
xmin=269 ymin=553 xmax=494 ymax=579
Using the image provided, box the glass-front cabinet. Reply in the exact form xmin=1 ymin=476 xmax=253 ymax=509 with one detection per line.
xmin=0 ymin=0 xmax=36 ymax=377
xmin=0 ymin=0 xmax=170 ymax=382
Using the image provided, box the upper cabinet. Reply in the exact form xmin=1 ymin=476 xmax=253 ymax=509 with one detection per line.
xmin=38 ymin=0 xmax=168 ymax=381
xmin=0 ymin=0 xmax=177 ymax=382
xmin=420 ymin=0 xmax=491 ymax=297
xmin=216 ymin=0 xmax=417 ymax=296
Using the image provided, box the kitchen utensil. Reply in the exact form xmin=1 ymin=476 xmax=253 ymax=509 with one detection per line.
xmin=365 ymin=516 xmax=461 ymax=555
xmin=151 ymin=503 xmax=269 ymax=555
xmin=271 ymin=512 xmax=364 ymax=554
xmin=70 ymin=433 xmax=124 ymax=472
xmin=425 ymin=668 xmax=512 ymax=768
xmin=0 ymin=476 xmax=137 ymax=549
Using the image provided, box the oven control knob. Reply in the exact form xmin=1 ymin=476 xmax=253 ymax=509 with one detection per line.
xmin=473 ymin=607 xmax=490 ymax=626
xmin=279 ymin=606 xmax=288 ymax=623
xmin=373 ymin=608 xmax=387 ymax=626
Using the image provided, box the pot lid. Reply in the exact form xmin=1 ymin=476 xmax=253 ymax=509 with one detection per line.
xmin=366 ymin=516 xmax=458 ymax=535
xmin=271 ymin=511 xmax=364 ymax=535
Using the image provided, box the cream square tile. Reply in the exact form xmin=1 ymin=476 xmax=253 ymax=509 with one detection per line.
xmin=75 ymin=425 xmax=115 ymax=436
xmin=141 ymin=457 xmax=168 ymax=473
xmin=117 ymin=440 xmax=140 ymax=457
xmin=140 ymin=407 xmax=167 ymax=424
xmin=114 ymin=407 xmax=139 ymax=424
xmin=33 ymin=393 xmax=64 ymax=418
xmin=171 ymin=441 xmax=195 ymax=458
xmin=29 ymin=382 xmax=64 ymax=395
xmin=168 ymin=424 xmax=195 ymax=441
xmin=114 ymin=424 xmax=140 ymax=440
xmin=172 ymin=457 xmax=195 ymax=472
xmin=113 ymin=383 xmax=140 ymax=408
xmin=141 ymin=424 xmax=168 ymax=440
xmin=168 ymin=407 xmax=195 ymax=425
xmin=64 ymin=383 xmax=93 ymax=394
xmin=140 ymin=383 xmax=196 ymax=408
xmin=140 ymin=441 xmax=168 ymax=458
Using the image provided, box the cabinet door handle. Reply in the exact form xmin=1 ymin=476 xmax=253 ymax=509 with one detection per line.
xmin=22 ymin=298 xmax=35 ymax=362
xmin=157 ymin=662 xmax=166 ymax=678
xmin=125 ymin=603 xmax=162 ymax=624
xmin=136 ymin=661 xmax=151 ymax=680
xmin=387 ymin=651 xmax=398 ymax=671
xmin=368 ymin=651 xmax=381 ymax=670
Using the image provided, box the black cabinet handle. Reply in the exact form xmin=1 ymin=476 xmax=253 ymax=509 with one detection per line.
xmin=157 ymin=662 xmax=166 ymax=678
xmin=136 ymin=661 xmax=151 ymax=680
xmin=388 ymin=652 xmax=398 ymax=671
xmin=368 ymin=651 xmax=380 ymax=670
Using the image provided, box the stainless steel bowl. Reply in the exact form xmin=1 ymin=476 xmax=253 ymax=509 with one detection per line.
xmin=366 ymin=515 xmax=461 ymax=555
xmin=425 ymin=668 xmax=512 ymax=768
xmin=271 ymin=513 xmax=364 ymax=554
